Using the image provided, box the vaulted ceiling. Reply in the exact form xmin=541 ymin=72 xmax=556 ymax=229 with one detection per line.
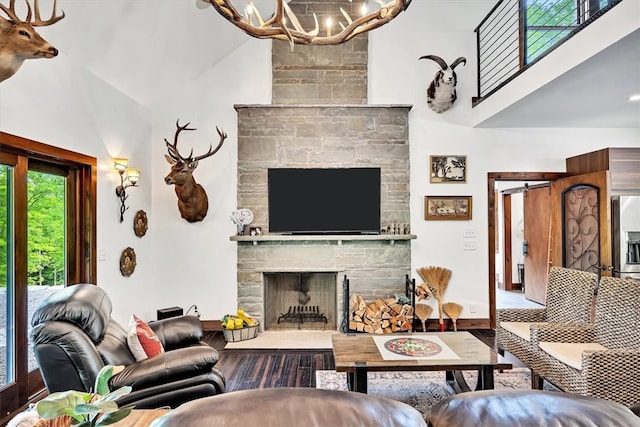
xmin=29 ymin=0 xmax=640 ymax=128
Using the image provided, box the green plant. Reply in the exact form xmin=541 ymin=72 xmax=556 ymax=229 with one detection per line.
xmin=35 ymin=365 xmax=133 ymax=426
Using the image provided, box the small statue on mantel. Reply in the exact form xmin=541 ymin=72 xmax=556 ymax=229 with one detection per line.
xmin=230 ymin=208 xmax=254 ymax=235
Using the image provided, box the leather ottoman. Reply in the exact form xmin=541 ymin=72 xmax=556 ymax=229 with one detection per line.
xmin=427 ymin=389 xmax=640 ymax=427
xmin=150 ymin=387 xmax=427 ymax=427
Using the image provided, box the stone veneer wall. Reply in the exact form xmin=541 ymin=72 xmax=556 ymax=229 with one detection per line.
xmin=271 ymin=0 xmax=368 ymax=105
xmin=236 ymin=105 xmax=411 ymax=229
xmin=235 ymin=104 xmax=412 ymax=328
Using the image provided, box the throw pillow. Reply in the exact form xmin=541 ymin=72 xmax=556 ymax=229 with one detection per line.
xmin=127 ymin=315 xmax=164 ymax=361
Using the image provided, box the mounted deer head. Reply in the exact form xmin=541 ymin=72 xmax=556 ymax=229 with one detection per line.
xmin=164 ymin=120 xmax=227 ymax=223
xmin=0 ymin=0 xmax=65 ymax=83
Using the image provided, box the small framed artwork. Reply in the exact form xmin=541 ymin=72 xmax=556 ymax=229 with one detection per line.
xmin=425 ymin=196 xmax=472 ymax=220
xmin=430 ymin=155 xmax=467 ymax=183
xmin=249 ymin=226 xmax=263 ymax=236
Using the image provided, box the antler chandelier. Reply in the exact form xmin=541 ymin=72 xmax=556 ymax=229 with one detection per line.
xmin=208 ymin=0 xmax=412 ymax=47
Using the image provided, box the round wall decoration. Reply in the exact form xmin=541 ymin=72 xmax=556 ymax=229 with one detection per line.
xmin=134 ymin=210 xmax=148 ymax=237
xmin=120 ymin=247 xmax=137 ymax=277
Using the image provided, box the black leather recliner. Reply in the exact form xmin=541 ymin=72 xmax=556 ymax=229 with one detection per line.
xmin=30 ymin=284 xmax=226 ymax=409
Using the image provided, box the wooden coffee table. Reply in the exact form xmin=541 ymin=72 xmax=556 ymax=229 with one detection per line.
xmin=112 ymin=409 xmax=170 ymax=426
xmin=332 ymin=332 xmax=512 ymax=393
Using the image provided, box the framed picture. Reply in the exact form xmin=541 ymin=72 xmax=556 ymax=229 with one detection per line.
xmin=249 ymin=226 xmax=262 ymax=236
xmin=424 ymin=196 xmax=472 ymax=220
xmin=430 ymin=155 xmax=467 ymax=183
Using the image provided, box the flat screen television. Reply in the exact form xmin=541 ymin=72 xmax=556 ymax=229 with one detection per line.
xmin=268 ymin=167 xmax=381 ymax=235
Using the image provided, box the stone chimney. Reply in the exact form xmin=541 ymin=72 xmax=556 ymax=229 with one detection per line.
xmin=271 ymin=0 xmax=368 ymax=105
xmin=233 ymin=0 xmax=412 ymax=329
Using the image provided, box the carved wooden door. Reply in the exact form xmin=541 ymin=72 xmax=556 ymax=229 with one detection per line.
xmin=549 ymin=171 xmax=611 ymax=275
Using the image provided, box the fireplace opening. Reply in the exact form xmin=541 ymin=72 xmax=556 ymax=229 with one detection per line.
xmin=264 ymin=272 xmax=337 ymax=330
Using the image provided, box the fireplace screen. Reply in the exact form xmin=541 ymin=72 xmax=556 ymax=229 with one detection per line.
xmin=264 ymin=272 xmax=337 ymax=330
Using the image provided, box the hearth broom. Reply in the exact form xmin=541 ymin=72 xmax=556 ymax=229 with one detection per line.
xmin=415 ymin=303 xmax=433 ymax=332
xmin=417 ymin=266 xmax=452 ymax=332
xmin=442 ymin=302 xmax=463 ymax=331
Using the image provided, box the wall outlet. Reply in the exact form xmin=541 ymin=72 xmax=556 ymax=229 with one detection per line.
xmin=470 ymin=303 xmax=478 ymax=313
xmin=463 ymin=240 xmax=477 ymax=251
xmin=463 ymin=228 xmax=476 ymax=238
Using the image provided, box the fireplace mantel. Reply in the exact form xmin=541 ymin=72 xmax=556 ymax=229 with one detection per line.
xmin=230 ymin=234 xmax=416 ymax=245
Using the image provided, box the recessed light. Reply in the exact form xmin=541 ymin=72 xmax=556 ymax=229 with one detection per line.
xmin=629 ymin=94 xmax=640 ymax=102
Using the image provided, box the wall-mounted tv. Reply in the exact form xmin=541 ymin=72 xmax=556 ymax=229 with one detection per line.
xmin=268 ymin=167 xmax=381 ymax=235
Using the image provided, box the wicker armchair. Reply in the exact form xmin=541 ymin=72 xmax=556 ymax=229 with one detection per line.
xmin=537 ymin=276 xmax=640 ymax=407
xmin=496 ymin=266 xmax=598 ymax=387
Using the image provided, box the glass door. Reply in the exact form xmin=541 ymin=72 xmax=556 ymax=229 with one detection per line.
xmin=0 ymin=131 xmax=96 ymax=421
xmin=26 ymin=169 xmax=66 ymax=372
xmin=0 ymin=160 xmax=67 ymax=393
xmin=1 ymin=163 xmax=15 ymax=390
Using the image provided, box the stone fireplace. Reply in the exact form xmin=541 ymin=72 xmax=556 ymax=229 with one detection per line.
xmin=231 ymin=0 xmax=414 ymax=331
xmin=233 ymin=105 xmax=413 ymax=331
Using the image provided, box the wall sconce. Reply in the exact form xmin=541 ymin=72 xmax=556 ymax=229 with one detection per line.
xmin=114 ymin=158 xmax=140 ymax=223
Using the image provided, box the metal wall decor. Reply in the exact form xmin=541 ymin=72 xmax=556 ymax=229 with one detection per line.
xmin=134 ymin=210 xmax=148 ymax=237
xmin=563 ymin=185 xmax=600 ymax=273
xmin=119 ymin=247 xmax=137 ymax=277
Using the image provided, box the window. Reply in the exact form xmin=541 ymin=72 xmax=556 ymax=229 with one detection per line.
xmin=524 ymin=0 xmax=611 ymax=63
xmin=0 ymin=132 xmax=96 ymax=421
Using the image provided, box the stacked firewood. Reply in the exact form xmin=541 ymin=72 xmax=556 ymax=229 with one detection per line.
xmin=348 ymin=294 xmax=414 ymax=334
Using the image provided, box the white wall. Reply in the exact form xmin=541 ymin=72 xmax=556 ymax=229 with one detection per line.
xmin=0 ymin=52 xmax=154 ymax=325
xmin=367 ymin=0 xmax=639 ymax=318
xmin=148 ymin=38 xmax=271 ymax=322
xmin=1 ymin=1 xmax=638 ymax=326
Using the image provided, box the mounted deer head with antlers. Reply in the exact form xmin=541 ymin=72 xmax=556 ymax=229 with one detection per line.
xmin=0 ymin=0 xmax=65 ymax=82
xmin=164 ymin=120 xmax=227 ymax=223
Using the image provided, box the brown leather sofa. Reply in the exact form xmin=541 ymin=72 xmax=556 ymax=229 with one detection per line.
xmin=150 ymin=387 xmax=428 ymax=427
xmin=427 ymin=389 xmax=640 ymax=427
xmin=30 ymin=284 xmax=226 ymax=409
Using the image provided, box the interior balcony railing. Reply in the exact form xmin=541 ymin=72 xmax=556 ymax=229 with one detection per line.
xmin=473 ymin=0 xmax=623 ymax=106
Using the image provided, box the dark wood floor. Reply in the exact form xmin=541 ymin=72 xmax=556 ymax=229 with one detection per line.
xmin=204 ymin=329 xmax=506 ymax=392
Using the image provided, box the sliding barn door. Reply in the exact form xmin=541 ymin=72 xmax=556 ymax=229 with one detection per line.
xmin=523 ymin=186 xmax=551 ymax=304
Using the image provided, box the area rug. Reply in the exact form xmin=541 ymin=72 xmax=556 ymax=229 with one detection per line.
xmin=316 ymin=368 xmax=554 ymax=420
xmin=224 ymin=330 xmax=336 ymax=350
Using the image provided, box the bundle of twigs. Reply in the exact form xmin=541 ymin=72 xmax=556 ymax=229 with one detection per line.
xmin=442 ymin=302 xmax=463 ymax=331
xmin=417 ymin=266 xmax=452 ymax=332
